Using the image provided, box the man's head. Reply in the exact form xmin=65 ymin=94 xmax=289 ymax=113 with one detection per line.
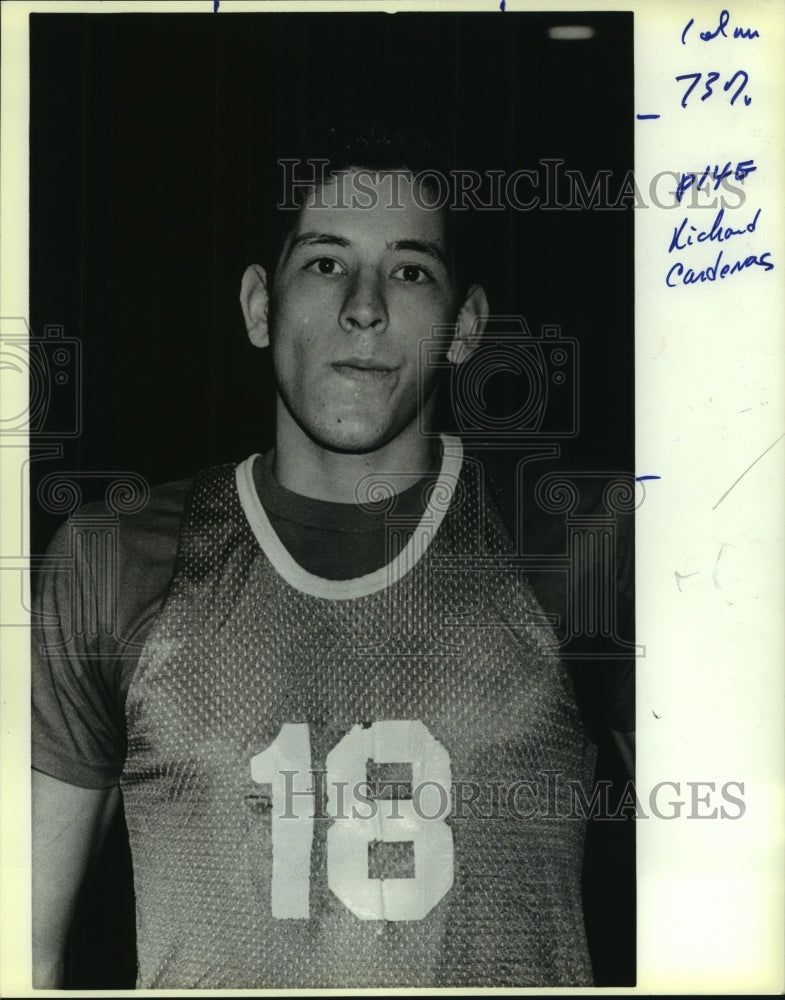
xmin=240 ymin=127 xmax=488 ymax=460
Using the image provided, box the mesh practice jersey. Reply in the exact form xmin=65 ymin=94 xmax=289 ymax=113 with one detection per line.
xmin=121 ymin=437 xmax=596 ymax=988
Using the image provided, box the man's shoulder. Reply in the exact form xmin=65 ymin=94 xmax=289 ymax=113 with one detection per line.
xmin=64 ymin=477 xmax=194 ymax=568
xmin=66 ymin=477 xmax=192 ymax=520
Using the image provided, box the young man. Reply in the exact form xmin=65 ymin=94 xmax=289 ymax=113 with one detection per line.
xmin=32 ymin=142 xmax=598 ymax=988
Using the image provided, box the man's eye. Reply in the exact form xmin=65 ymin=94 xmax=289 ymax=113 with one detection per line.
xmin=392 ymin=264 xmax=432 ymax=284
xmin=305 ymin=257 xmax=346 ymax=276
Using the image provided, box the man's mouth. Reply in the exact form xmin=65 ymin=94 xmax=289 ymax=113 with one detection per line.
xmin=331 ymin=359 xmax=398 ymax=382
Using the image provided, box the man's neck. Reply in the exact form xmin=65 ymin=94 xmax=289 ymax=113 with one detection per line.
xmin=271 ymin=416 xmax=442 ymax=504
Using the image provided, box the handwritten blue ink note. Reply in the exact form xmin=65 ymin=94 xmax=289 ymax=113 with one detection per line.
xmin=675 ymin=159 xmax=756 ymax=203
xmin=632 ymin=4 xmax=782 ymax=989
xmin=662 ymin=20 xmax=774 ymax=290
xmin=681 ymin=9 xmax=761 ymax=44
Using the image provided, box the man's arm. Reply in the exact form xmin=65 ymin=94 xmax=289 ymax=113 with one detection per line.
xmin=31 ymin=770 xmax=120 ymax=988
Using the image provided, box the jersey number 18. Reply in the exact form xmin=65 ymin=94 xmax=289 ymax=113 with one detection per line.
xmin=250 ymin=720 xmax=454 ymax=921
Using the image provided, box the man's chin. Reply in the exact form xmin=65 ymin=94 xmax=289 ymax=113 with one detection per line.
xmin=309 ymin=426 xmax=392 ymax=456
xmin=302 ymin=413 xmax=410 ymax=456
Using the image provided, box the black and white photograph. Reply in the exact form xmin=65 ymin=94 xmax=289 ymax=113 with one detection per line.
xmin=26 ymin=9 xmax=635 ymax=989
xmin=1 ymin=1 xmax=782 ymax=995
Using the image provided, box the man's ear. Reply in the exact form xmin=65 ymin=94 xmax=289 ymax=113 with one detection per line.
xmin=447 ymin=284 xmax=489 ymax=365
xmin=240 ymin=264 xmax=270 ymax=348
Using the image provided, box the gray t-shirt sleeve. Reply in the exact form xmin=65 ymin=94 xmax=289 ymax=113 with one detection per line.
xmin=31 ymin=481 xmax=190 ymax=788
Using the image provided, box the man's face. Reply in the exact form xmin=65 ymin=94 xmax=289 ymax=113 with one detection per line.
xmin=269 ymin=172 xmax=457 ymax=455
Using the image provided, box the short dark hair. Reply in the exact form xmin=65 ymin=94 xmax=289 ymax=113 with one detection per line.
xmin=267 ymin=120 xmax=468 ymax=296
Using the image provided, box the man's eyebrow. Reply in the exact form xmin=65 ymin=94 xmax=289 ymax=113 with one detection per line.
xmin=283 ymin=233 xmax=449 ymax=270
xmin=388 ymin=239 xmax=449 ymax=269
xmin=284 ymin=232 xmax=351 ymax=264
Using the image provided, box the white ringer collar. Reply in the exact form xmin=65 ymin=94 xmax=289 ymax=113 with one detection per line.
xmin=235 ymin=434 xmax=463 ymax=600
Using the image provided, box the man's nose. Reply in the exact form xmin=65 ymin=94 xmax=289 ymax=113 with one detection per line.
xmin=338 ymin=268 xmax=388 ymax=333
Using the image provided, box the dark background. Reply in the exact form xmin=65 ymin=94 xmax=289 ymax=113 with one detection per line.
xmin=30 ymin=10 xmax=635 ymax=988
